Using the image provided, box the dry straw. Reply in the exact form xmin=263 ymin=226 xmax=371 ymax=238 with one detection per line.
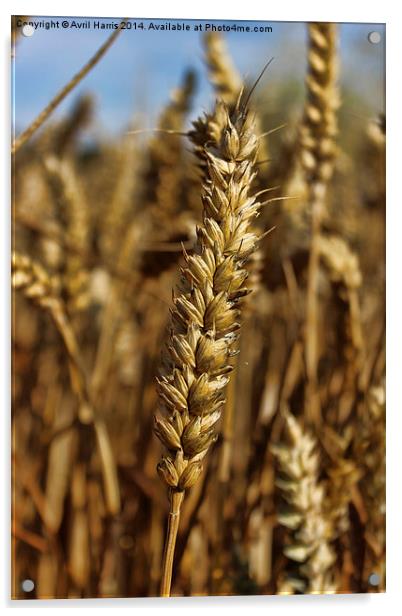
xmin=355 ymin=382 xmax=386 ymax=589
xmin=155 ymin=95 xmax=263 ymax=596
xmin=11 ymin=22 xmax=386 ymax=598
xmin=301 ymin=23 xmax=339 ymax=426
xmin=12 ymin=252 xmax=121 ymax=516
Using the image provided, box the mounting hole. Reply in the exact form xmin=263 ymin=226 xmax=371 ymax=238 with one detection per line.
xmin=21 ymin=579 xmax=35 ymax=593
xmin=368 ymin=572 xmax=380 ymax=586
xmin=22 ymin=24 xmax=34 ymax=37
xmin=368 ymin=31 xmax=381 ymax=44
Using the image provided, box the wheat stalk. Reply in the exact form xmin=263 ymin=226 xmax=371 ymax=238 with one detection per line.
xmin=303 ymin=22 xmax=338 ymax=408
xmin=155 ymin=98 xmax=263 ymax=596
xmin=355 ymin=382 xmax=386 ymax=590
xmin=68 ymin=462 xmax=91 ymax=592
xmin=12 ymin=252 xmax=120 ymax=515
xmin=302 ymin=23 xmax=339 ymax=426
xmin=11 ymin=16 xmax=28 ymax=56
xmin=12 ymin=20 xmax=126 ymax=155
xmin=272 ymin=412 xmax=337 ymax=594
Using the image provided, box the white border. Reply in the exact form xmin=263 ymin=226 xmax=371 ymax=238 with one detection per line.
xmin=2 ymin=0 xmax=401 ymax=613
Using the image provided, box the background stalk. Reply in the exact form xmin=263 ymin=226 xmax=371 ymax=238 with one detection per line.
xmin=160 ymin=491 xmax=184 ymax=597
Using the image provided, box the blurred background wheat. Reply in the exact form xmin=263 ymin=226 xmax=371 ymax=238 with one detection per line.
xmin=11 ymin=17 xmax=385 ymax=598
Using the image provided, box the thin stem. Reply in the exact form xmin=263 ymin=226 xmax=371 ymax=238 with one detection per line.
xmin=218 ymin=371 xmax=235 ymax=485
xmin=160 ymin=490 xmax=184 ymax=597
xmin=304 ymin=190 xmax=324 ymax=426
xmin=12 ymin=19 xmax=126 ymax=155
xmin=48 ymin=297 xmax=121 ymax=515
xmin=211 ymin=369 xmax=235 ymax=591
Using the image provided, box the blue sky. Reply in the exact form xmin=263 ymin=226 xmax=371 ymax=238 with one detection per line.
xmin=12 ymin=18 xmax=385 ymax=138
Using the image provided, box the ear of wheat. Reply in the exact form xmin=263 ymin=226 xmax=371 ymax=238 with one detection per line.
xmin=42 ymin=155 xmax=90 ymax=314
xmin=300 ymin=23 xmax=338 ymax=188
xmin=272 ymin=412 xmax=337 ymax=594
xmin=53 ymin=93 xmax=94 ymax=157
xmin=155 ymin=98 xmax=263 ymax=596
xmin=203 ymin=33 xmax=270 ymax=173
xmin=204 ymin=32 xmax=243 ymax=105
xmin=322 ymin=425 xmax=362 ymax=538
xmin=319 ymin=233 xmax=363 ymax=374
xmin=144 ymin=69 xmax=196 ymax=226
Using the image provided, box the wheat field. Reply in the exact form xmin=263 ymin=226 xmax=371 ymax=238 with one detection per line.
xmin=11 ymin=19 xmax=385 ymax=598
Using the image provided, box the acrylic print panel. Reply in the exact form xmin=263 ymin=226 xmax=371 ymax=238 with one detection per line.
xmin=11 ymin=16 xmax=385 ymax=599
